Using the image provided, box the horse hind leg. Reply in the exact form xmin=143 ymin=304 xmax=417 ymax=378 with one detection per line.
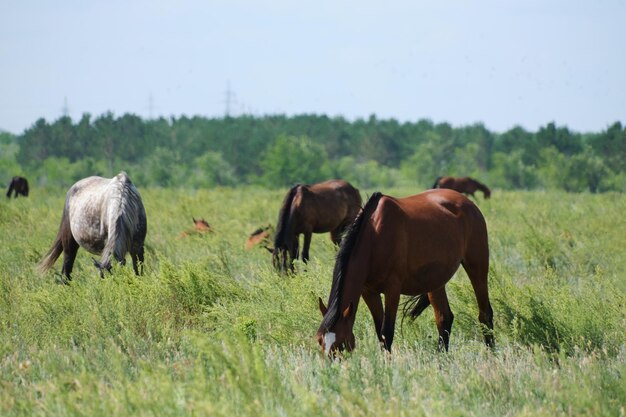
xmin=301 ymin=232 xmax=312 ymax=263
xmin=61 ymin=236 xmax=80 ymax=281
xmin=428 ymin=287 xmax=454 ymax=352
xmin=462 ymin=258 xmax=494 ymax=348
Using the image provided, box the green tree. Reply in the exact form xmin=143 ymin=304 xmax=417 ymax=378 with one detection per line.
xmin=259 ymin=135 xmax=331 ymax=187
xmin=0 ymin=131 xmax=21 ymax=182
xmin=334 ymin=156 xmax=398 ymax=188
xmin=562 ymin=148 xmax=610 ymax=193
xmin=189 ymin=151 xmax=237 ymax=188
xmin=489 ymin=150 xmax=539 ymax=190
xmin=400 ymin=131 xmax=454 ymax=187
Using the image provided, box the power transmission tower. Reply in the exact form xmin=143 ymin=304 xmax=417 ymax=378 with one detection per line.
xmin=62 ymin=96 xmax=69 ymax=117
xmin=223 ymin=81 xmax=237 ymax=117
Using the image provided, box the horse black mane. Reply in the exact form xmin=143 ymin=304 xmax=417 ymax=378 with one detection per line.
xmin=320 ymin=191 xmax=383 ymax=331
xmin=273 ymin=184 xmax=301 ymax=251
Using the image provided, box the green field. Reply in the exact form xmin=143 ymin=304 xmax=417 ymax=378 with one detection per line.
xmin=1 ymin=186 xmax=624 ymax=416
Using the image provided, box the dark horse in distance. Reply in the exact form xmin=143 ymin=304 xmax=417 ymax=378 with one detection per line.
xmin=273 ymin=179 xmax=362 ymax=272
xmin=317 ymin=189 xmax=494 ymax=355
xmin=39 ymin=172 xmax=147 ymax=280
xmin=6 ymin=176 xmax=29 ymax=198
xmin=432 ymin=176 xmax=491 ymax=199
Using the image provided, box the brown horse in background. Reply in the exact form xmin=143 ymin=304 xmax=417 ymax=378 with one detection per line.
xmin=177 ymin=218 xmax=213 ymax=239
xmin=317 ymin=189 xmax=493 ymax=355
xmin=6 ymin=176 xmax=29 ymax=198
xmin=273 ymin=179 xmax=362 ymax=272
xmin=433 ymin=176 xmax=491 ymax=199
xmin=246 ymin=225 xmax=274 ymax=251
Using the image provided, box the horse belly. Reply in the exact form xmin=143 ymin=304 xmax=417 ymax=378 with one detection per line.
xmin=402 ymin=261 xmax=461 ymax=295
xmin=70 ymin=218 xmax=106 ymax=255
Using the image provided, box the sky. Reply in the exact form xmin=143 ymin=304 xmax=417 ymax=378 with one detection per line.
xmin=1 ymin=0 xmax=625 ymax=134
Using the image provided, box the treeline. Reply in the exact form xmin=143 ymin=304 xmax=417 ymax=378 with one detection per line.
xmin=1 ymin=112 xmax=625 ymax=192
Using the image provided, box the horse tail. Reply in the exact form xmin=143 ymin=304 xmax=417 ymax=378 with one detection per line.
xmin=273 ymin=184 xmax=300 ymax=268
xmin=432 ymin=176 xmax=442 ymax=189
xmin=38 ymin=202 xmax=71 ymax=273
xmin=472 ymin=178 xmax=491 ymax=199
xmin=103 ymin=172 xmax=144 ymax=266
xmin=403 ymin=293 xmax=431 ymax=321
xmin=321 ymin=192 xmax=383 ymax=330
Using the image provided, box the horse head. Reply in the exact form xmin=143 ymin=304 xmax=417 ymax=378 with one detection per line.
xmin=192 ymin=217 xmax=212 ymax=232
xmin=272 ymin=231 xmax=298 ymax=272
xmin=272 ymin=246 xmax=291 ymax=272
xmin=92 ymin=258 xmax=112 ymax=278
xmin=316 ymin=297 xmax=356 ymax=357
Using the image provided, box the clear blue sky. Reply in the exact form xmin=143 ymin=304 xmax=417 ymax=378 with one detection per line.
xmin=1 ymin=0 xmax=624 ymax=134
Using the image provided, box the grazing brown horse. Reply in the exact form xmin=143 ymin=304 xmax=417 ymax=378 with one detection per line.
xmin=177 ymin=217 xmax=213 ymax=239
xmin=6 ymin=176 xmax=29 ymax=198
xmin=433 ymin=176 xmax=491 ymax=199
xmin=246 ymin=225 xmax=274 ymax=251
xmin=273 ymin=179 xmax=362 ymax=272
xmin=317 ymin=189 xmax=493 ymax=356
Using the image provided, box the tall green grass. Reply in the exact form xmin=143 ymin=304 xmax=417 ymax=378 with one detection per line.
xmin=1 ymin=187 xmax=624 ymax=416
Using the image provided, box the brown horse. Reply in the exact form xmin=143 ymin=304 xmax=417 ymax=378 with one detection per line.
xmin=177 ymin=217 xmax=213 ymax=239
xmin=317 ymin=189 xmax=493 ymax=355
xmin=433 ymin=176 xmax=491 ymax=199
xmin=6 ymin=176 xmax=29 ymax=198
xmin=273 ymin=179 xmax=362 ymax=272
xmin=246 ymin=225 xmax=274 ymax=251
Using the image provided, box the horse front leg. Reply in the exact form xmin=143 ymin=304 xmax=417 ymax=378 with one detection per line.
xmin=131 ymin=245 xmax=145 ymax=275
xmin=381 ymin=290 xmax=401 ymax=351
xmin=362 ymin=290 xmax=384 ymax=346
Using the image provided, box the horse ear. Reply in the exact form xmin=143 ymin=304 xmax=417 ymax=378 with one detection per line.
xmin=318 ymin=297 xmax=328 ymax=316
xmin=342 ymin=302 xmax=354 ymax=319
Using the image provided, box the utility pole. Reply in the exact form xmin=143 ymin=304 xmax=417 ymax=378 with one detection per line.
xmin=62 ymin=96 xmax=69 ymax=117
xmin=223 ymin=81 xmax=236 ymax=117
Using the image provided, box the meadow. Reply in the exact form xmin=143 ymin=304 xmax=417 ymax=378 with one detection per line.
xmin=0 ymin=186 xmax=624 ymax=416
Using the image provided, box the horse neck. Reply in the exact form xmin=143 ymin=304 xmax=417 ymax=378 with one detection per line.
xmin=473 ymin=180 xmax=490 ymax=194
xmin=322 ymin=192 xmax=382 ymax=331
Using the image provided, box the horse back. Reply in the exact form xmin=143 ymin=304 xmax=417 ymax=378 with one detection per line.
xmin=367 ymin=189 xmax=487 ymax=290
xmin=293 ymin=180 xmax=361 ymax=233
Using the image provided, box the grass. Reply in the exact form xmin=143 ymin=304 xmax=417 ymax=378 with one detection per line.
xmin=1 ymin=186 xmax=624 ymax=416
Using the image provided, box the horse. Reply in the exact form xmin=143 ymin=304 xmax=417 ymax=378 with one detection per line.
xmin=432 ymin=176 xmax=491 ymax=199
xmin=39 ymin=172 xmax=147 ymax=280
xmin=246 ymin=225 xmax=274 ymax=252
xmin=6 ymin=176 xmax=29 ymax=198
xmin=177 ymin=217 xmax=213 ymax=239
xmin=316 ymin=188 xmax=493 ymax=356
xmin=273 ymin=179 xmax=362 ymax=272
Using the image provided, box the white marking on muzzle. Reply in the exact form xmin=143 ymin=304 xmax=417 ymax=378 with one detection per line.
xmin=323 ymin=332 xmax=336 ymax=353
